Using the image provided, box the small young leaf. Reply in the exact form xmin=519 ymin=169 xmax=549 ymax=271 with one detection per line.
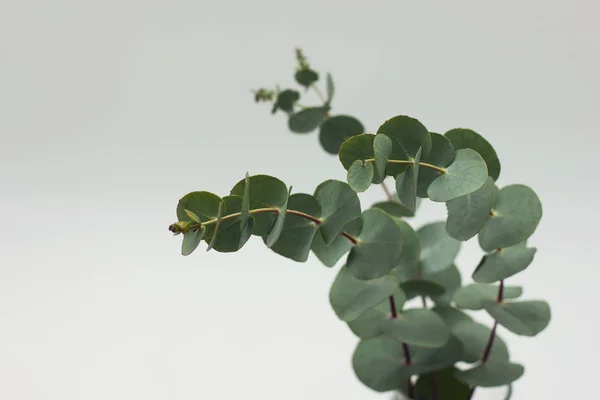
xmin=472 ymin=242 xmax=537 ymax=283
xmin=347 ymin=160 xmax=374 ymax=192
xmin=294 ymin=68 xmax=319 ymax=88
xmin=484 ymin=300 xmax=551 ymax=336
xmin=417 ymin=221 xmax=461 ymax=275
xmin=311 ymin=217 xmax=362 ymax=267
xmin=346 ymin=208 xmax=404 ymax=280
xmin=395 ymin=147 xmax=421 ymax=213
xmin=313 ymin=180 xmax=362 ymax=245
xmin=319 ymin=115 xmax=364 ymax=155
xmin=446 ymin=176 xmax=495 ymax=241
xmin=445 ymin=128 xmax=501 ymax=181
xmin=288 ymin=106 xmax=329 ymax=133
xmin=478 ymin=184 xmax=543 ymax=251
xmin=427 ymin=148 xmax=488 ymax=202
xmin=326 ymin=72 xmax=334 ymax=102
xmin=271 ymin=89 xmax=300 ymax=114
xmin=381 ymin=308 xmax=450 ymax=348
xmin=184 ymin=209 xmax=201 ymax=223
xmin=373 ymin=134 xmax=393 ymax=177
xmin=176 ymin=191 xmax=224 ymax=238
xmin=265 ymin=187 xmax=291 ymax=248
xmin=376 ymin=115 xmax=432 ymax=175
xmin=329 ymin=265 xmax=399 ymax=322
xmin=181 ymin=226 xmax=205 ymax=256
xmin=417 ymin=133 xmax=456 ymax=198
xmin=455 ymin=361 xmax=524 ymax=388
xmin=454 ymin=283 xmax=523 ymax=310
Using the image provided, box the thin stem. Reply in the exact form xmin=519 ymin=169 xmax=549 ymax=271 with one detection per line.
xmin=173 ymin=207 xmax=359 ymax=244
xmin=311 ymin=84 xmax=327 ymax=104
xmin=363 ymin=158 xmax=447 ymax=174
xmin=468 ymin=280 xmax=505 ymax=399
xmin=389 ymin=295 xmax=414 ymax=399
xmin=381 ymin=180 xmax=394 ymax=201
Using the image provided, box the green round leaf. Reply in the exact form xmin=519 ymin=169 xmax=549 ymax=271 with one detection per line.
xmin=313 ymin=180 xmax=362 ymax=245
xmin=454 ymin=283 xmax=523 ymax=310
xmin=446 ymin=176 xmax=495 ymax=241
xmin=400 ymin=279 xmax=445 ymax=301
xmin=445 ymin=128 xmax=501 ymax=181
xmin=209 ymin=195 xmax=251 ymax=253
xmin=415 ymin=367 xmax=470 ymax=400
xmin=230 ymin=174 xmax=289 ymax=237
xmin=427 ymin=149 xmax=488 ymax=202
xmin=452 ymin=320 xmax=510 ymax=363
xmin=374 ymin=134 xmax=393 ymax=177
xmin=407 ymin=335 xmax=464 ymax=375
xmin=472 ymin=242 xmax=537 ymax=283
xmin=311 ymin=217 xmax=362 ymax=267
xmin=294 ymin=68 xmax=319 ymax=88
xmin=417 ymin=221 xmax=461 ymax=275
xmin=395 ymin=147 xmax=421 ymax=213
xmin=288 ymin=106 xmax=329 ymax=133
xmin=347 ymin=290 xmax=406 ymax=339
xmin=432 ymin=305 xmax=473 ymax=329
xmin=417 ymin=133 xmax=456 ymax=198
xmin=455 ymin=361 xmax=524 ymax=388
xmin=424 ymin=264 xmax=462 ymax=306
xmin=339 ymin=134 xmax=375 ymax=169
xmin=319 ymin=115 xmax=364 ymax=155
xmin=346 ymin=208 xmax=404 ymax=280
xmin=271 ymin=89 xmax=300 ymax=114
xmin=181 ymin=226 xmax=205 ymax=256
xmin=267 ymin=193 xmax=321 ymax=262
xmin=381 ymin=308 xmax=450 ymax=348
xmin=347 ymin=160 xmax=374 ymax=192
xmin=377 ymin=115 xmax=432 ymax=175
xmin=329 ymin=265 xmax=399 ymax=322
xmin=478 ymin=184 xmax=543 ymax=251
xmin=484 ymin=300 xmax=551 ymax=337
xmin=176 ymin=191 xmax=224 ymax=239
xmin=352 ymin=336 xmax=413 ymax=392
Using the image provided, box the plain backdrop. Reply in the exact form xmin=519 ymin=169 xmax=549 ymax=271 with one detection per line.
xmin=1 ymin=1 xmax=598 ymax=399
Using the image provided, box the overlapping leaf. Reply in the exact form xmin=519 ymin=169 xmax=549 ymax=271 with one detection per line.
xmin=390 ymin=219 xmax=421 ymax=280
xmin=376 ymin=115 xmax=432 ymax=176
xmin=288 ymin=106 xmax=329 ymax=133
xmin=452 ymin=320 xmax=510 ymax=363
xmin=446 ymin=177 xmax=495 ymax=241
xmin=454 ymin=283 xmax=523 ymax=310
xmin=311 ymin=218 xmax=362 ymax=267
xmin=478 ymin=184 xmax=543 ymax=251
xmin=417 ymin=133 xmax=456 ymax=198
xmin=415 ymin=367 xmax=471 ymax=400
xmin=427 ymin=149 xmax=488 ymax=202
xmin=176 ymin=191 xmax=225 ymax=239
xmin=346 ymin=208 xmax=404 ymax=280
xmin=338 ymin=134 xmax=384 ymax=183
xmin=380 ymin=308 xmax=450 ymax=348
xmin=230 ymin=174 xmax=288 ymax=236
xmin=484 ymin=300 xmax=551 ymax=336
xmin=445 ymin=128 xmax=501 ymax=181
xmin=395 ymin=147 xmax=421 ymax=213
xmin=472 ymin=242 xmax=537 ymax=283
xmin=455 ymin=361 xmax=524 ymax=387
xmin=347 ymin=290 xmax=406 ymax=339
xmin=267 ymin=193 xmax=321 ymax=262
xmin=424 ymin=264 xmax=462 ymax=305
xmin=417 ymin=222 xmax=461 ymax=275
xmin=319 ymin=115 xmax=364 ymax=155
xmin=329 ymin=265 xmax=399 ymax=322
xmin=313 ymin=180 xmax=361 ymax=245
xmin=347 ymin=160 xmax=374 ymax=192
xmin=374 ymin=134 xmax=393 ymax=178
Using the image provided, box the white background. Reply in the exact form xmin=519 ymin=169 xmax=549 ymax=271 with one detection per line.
xmin=1 ymin=1 xmax=598 ymax=399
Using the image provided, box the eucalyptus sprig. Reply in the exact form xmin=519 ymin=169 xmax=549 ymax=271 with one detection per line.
xmin=169 ymin=49 xmax=550 ymax=400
